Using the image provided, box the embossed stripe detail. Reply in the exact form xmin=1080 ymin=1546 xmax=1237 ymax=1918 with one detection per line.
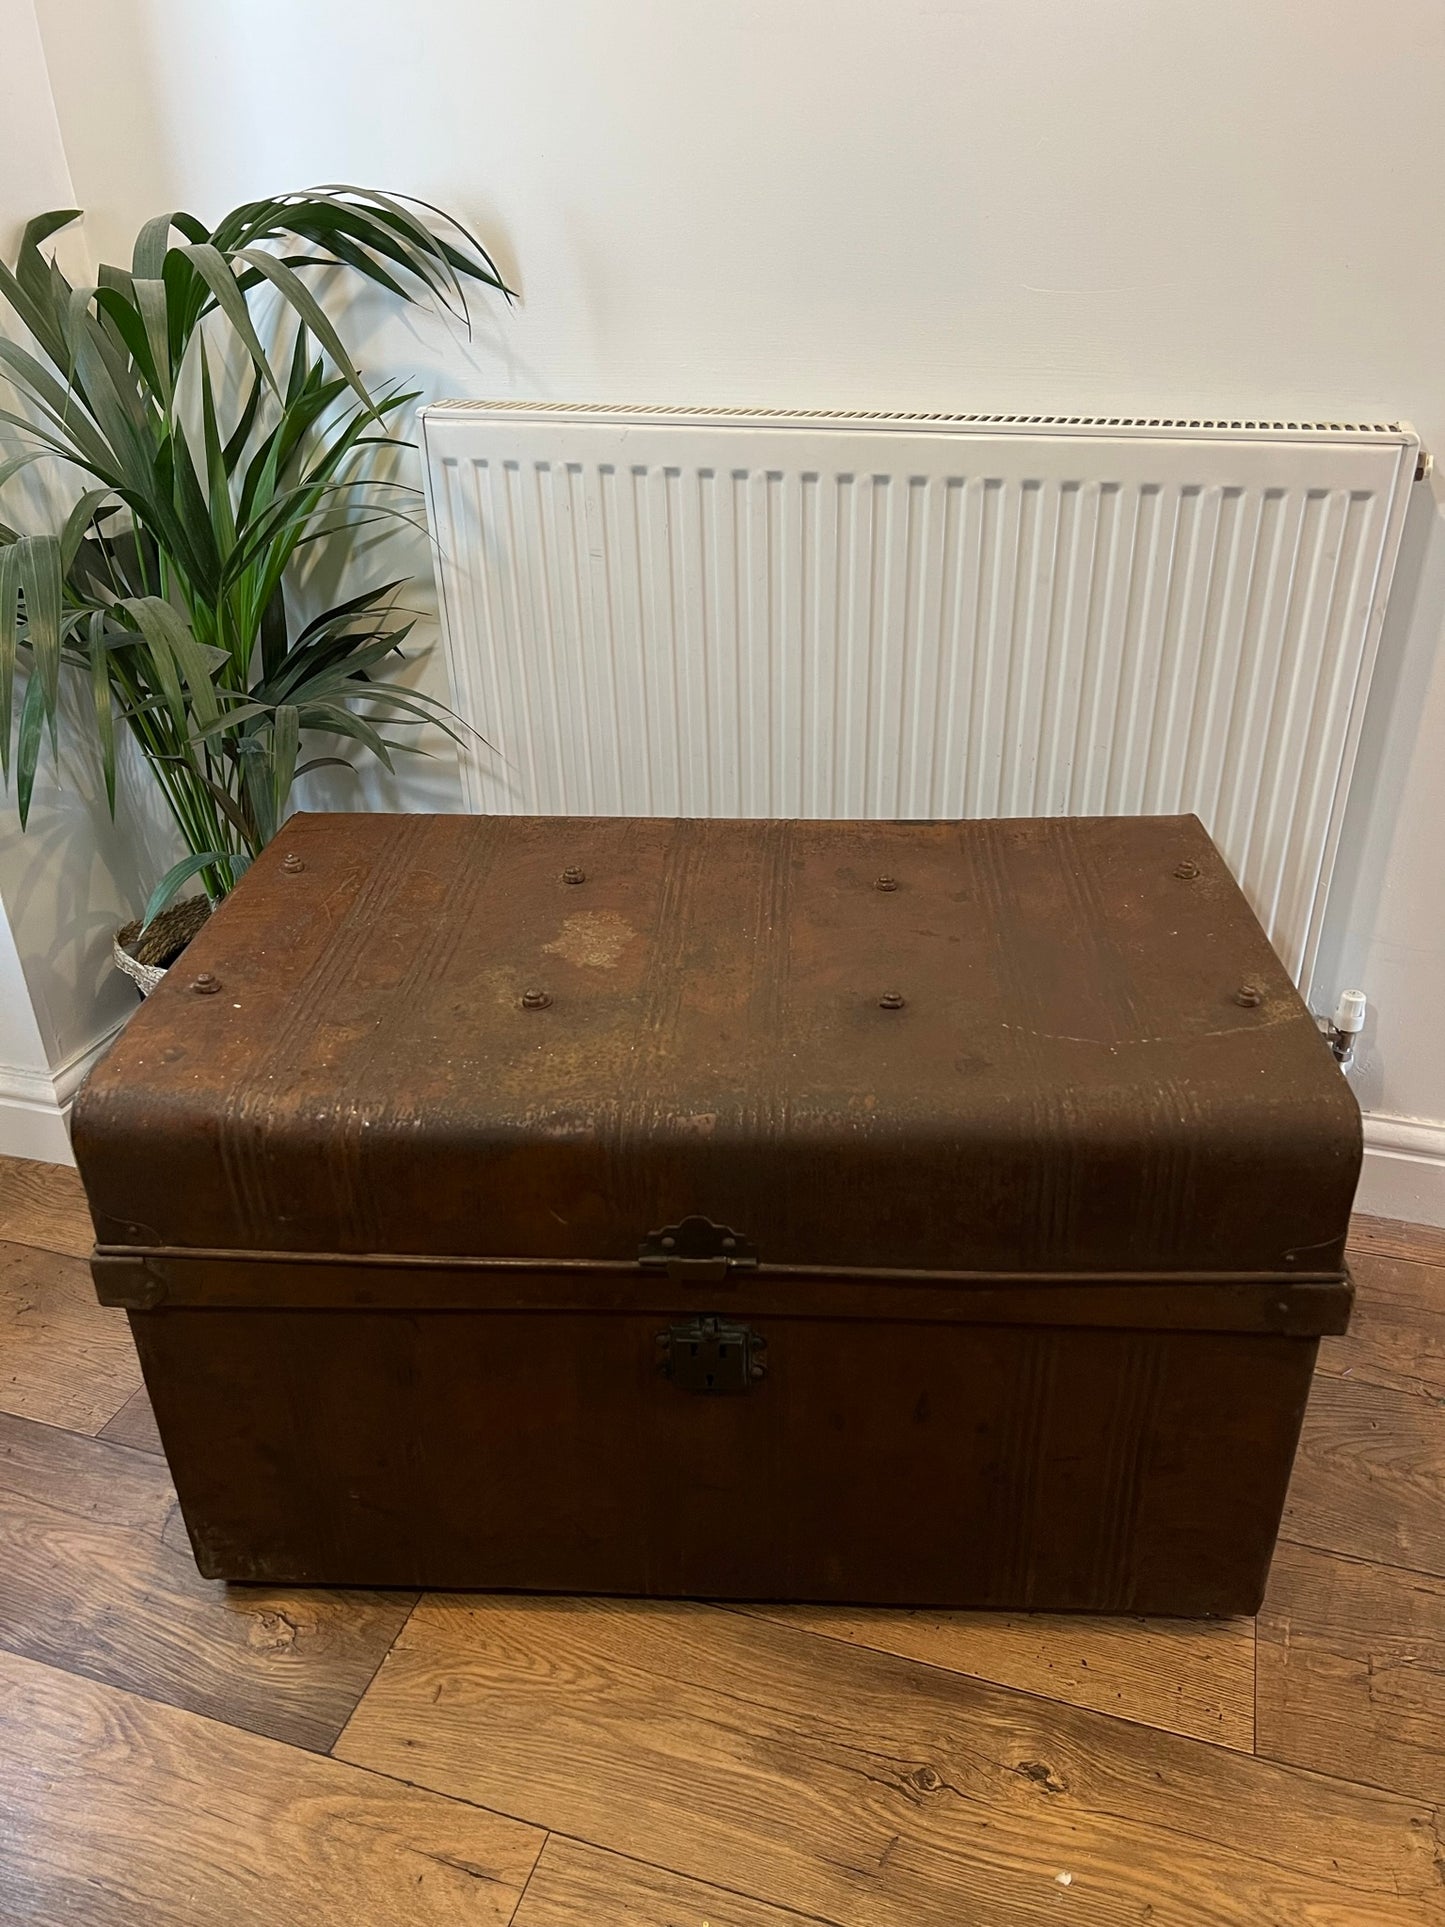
xmin=1087 ymin=1336 xmax=1168 ymax=1606
xmin=320 ymin=817 xmax=507 ymax=1251
xmin=216 ymin=816 xmax=428 ymax=1244
xmin=999 ymin=1332 xmax=1059 ymax=1601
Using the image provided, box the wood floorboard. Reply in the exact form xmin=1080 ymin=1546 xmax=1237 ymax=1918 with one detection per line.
xmin=733 ymin=1603 xmax=1255 ymax=1749
xmin=0 ymin=1155 xmax=93 ymax=1261
xmin=98 ymin=1382 xmax=164 ymax=1455
xmin=1349 ymin=1214 xmax=1445 ymax=1269
xmin=334 ymin=1593 xmax=1443 ymax=1927
xmin=1257 ymin=1541 xmax=1445 ymax=1804
xmin=1320 ymin=1250 xmax=1445 ymax=1401
xmin=511 ymin=1838 xmax=831 ymax=1927
xmin=1282 ymin=1371 xmax=1445 ymax=1578
xmin=0 ymin=1237 xmax=139 ymax=1433
xmin=0 ymin=1648 xmax=544 ymax=1927
xmin=0 ymin=1409 xmax=418 ymax=1752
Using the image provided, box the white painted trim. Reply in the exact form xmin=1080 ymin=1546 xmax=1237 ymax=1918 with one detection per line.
xmin=0 ymin=1018 xmax=127 ymax=1166
xmin=1357 ymin=1110 xmax=1445 ymax=1227
xmin=1363 ymin=1111 xmax=1445 ymax=1160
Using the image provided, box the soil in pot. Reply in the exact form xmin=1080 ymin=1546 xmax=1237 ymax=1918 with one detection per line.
xmin=114 ymin=897 xmax=212 ymax=998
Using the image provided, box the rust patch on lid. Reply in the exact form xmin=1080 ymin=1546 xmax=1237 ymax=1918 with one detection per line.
xmin=543 ymin=909 xmax=636 ymax=969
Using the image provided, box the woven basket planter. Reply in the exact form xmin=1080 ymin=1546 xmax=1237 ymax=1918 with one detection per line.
xmin=113 ymin=897 xmax=212 ymax=998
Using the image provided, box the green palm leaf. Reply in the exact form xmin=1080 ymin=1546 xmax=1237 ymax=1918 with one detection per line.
xmin=0 ymin=182 xmax=505 ymax=918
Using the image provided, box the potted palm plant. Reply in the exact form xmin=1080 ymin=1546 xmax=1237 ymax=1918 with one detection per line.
xmin=0 ymin=186 xmax=507 ymax=988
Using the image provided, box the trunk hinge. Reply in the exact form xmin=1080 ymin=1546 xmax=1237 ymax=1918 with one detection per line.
xmin=638 ymin=1216 xmax=759 ymax=1285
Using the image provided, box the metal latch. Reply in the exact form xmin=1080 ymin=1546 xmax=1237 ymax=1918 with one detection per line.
xmin=657 ymin=1315 xmax=767 ymax=1393
xmin=638 ymin=1216 xmax=758 ymax=1285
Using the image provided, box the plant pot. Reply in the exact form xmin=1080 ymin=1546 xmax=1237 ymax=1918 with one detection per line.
xmin=113 ymin=896 xmax=212 ymax=998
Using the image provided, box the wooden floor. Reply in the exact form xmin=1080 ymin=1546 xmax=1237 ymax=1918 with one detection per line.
xmin=0 ymin=1156 xmax=1441 ymax=1925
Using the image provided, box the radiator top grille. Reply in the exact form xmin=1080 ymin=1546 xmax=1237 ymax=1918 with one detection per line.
xmin=430 ymin=398 xmax=1408 ymax=438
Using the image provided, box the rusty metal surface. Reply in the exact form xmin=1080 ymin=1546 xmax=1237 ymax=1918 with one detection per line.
xmin=73 ymin=812 xmax=1362 ymax=1275
xmin=89 ymin=1248 xmax=1354 ymax=1334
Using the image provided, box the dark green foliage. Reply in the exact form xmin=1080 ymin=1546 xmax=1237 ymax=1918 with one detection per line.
xmin=0 ymin=187 xmax=508 ymax=919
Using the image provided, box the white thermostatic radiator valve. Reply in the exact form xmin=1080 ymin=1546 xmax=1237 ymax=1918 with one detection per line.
xmin=1319 ymin=990 xmax=1368 ymax=1071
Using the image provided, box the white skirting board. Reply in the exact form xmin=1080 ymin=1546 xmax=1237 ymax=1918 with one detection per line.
xmin=0 ymin=1023 xmax=126 ymax=1166
xmin=1358 ymin=1114 xmax=1445 ymax=1226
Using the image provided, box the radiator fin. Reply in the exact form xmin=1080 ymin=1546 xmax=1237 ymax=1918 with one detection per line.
xmin=424 ymin=407 xmax=1417 ymax=982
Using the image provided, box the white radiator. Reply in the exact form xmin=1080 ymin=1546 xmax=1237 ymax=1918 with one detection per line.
xmin=421 ymin=403 xmax=1418 ymax=983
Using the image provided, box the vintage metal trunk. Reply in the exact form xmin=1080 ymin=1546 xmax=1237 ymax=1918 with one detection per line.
xmin=73 ymin=812 xmax=1359 ymax=1612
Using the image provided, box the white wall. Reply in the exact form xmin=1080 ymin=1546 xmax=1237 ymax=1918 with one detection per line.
xmin=1 ymin=0 xmax=70 ymax=239
xmin=0 ymin=0 xmax=74 ymax=1149
xmin=13 ymin=0 xmax=1445 ymax=1212
xmin=0 ymin=907 xmax=64 ymax=1161
xmin=0 ymin=0 xmax=142 ymax=1160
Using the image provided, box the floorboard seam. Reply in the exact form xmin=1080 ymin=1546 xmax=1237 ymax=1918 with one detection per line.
xmin=0 ymin=1235 xmax=90 ymax=1263
xmin=0 ymin=1648 xmax=565 ymax=1834
xmin=1251 ymin=1608 xmax=1259 ymax=1755
xmin=0 ymin=1404 xmax=151 ymax=1452
xmin=321 ymin=1747 xmax=588 ymax=1837
xmin=1275 ymin=1534 xmax=1445 ymax=1585
xmin=325 ymin=1596 xmax=424 ymax=1757
xmin=1347 ymin=1234 xmax=1445 ymax=1268
xmin=503 ymin=1831 xmax=551 ymax=1924
xmin=1251 ymin=1739 xmax=1431 ymax=1806
xmin=1312 ymin=1365 xmax=1445 ymax=1402
xmin=0 ymin=1646 xmax=359 ymax=1761
xmin=0 ymin=1375 xmax=166 ymax=1460
xmin=539 ymin=1832 xmax=852 ymax=1927
xmin=706 ymin=1601 xmax=1256 ymax=1757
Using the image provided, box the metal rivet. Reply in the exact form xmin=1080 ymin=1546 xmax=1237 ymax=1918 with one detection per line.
xmin=1173 ymin=861 xmax=1200 ymax=880
xmin=1235 ymin=984 xmax=1263 ymax=1008
xmin=520 ymin=988 xmax=552 ymax=1010
xmin=281 ymin=853 xmax=304 ymax=874
xmin=190 ymin=972 xmax=222 ymax=996
xmin=562 ymin=866 xmax=586 ymax=885
xmin=878 ymin=991 xmax=906 ymax=1010
xmin=874 ymin=875 xmax=899 ymax=892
